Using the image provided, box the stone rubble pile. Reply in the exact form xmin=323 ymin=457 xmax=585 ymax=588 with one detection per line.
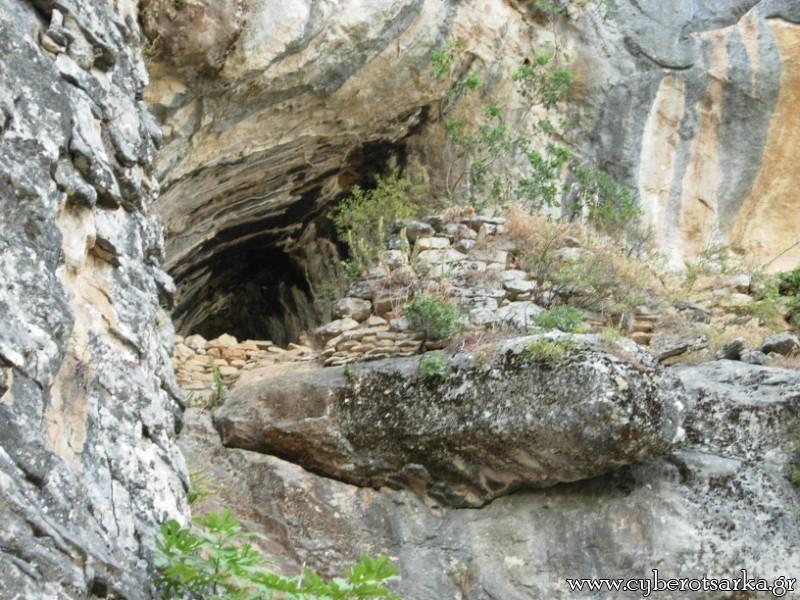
xmin=172 ymin=333 xmax=315 ymax=399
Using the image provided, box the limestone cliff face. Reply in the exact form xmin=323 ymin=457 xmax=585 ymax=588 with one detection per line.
xmin=574 ymin=0 xmax=800 ymax=269
xmin=0 ymin=1 xmax=186 ymax=597
xmin=143 ymin=0 xmax=800 ymax=336
xmin=142 ymin=0 xmax=538 ymax=340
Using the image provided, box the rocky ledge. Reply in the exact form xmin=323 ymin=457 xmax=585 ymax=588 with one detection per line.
xmin=183 ymin=359 xmax=800 ymax=599
xmin=214 ymin=334 xmax=685 ymax=507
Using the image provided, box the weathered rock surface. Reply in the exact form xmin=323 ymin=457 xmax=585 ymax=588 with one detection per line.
xmin=0 ymin=1 xmax=186 ymax=597
xmin=214 ymin=335 xmax=685 ymax=507
xmin=142 ymin=0 xmax=800 ymax=345
xmin=182 ymin=360 xmax=800 ymax=599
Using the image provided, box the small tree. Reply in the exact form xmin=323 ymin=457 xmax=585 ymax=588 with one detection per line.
xmin=332 ymin=170 xmax=424 ymax=275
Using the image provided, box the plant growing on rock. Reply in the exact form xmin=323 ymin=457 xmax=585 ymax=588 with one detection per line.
xmin=429 ymin=4 xmax=639 ymax=242
xmin=419 ymin=352 xmax=449 ymax=381
xmin=507 ymin=206 xmax=653 ymax=317
xmin=403 ymin=293 xmax=464 ymax=346
xmin=210 ymin=362 xmax=225 ymax=408
xmin=187 ymin=470 xmax=217 ymax=507
xmin=155 ymin=509 xmax=401 ymax=599
xmin=332 ymin=170 xmax=424 ymax=275
xmin=532 ymin=305 xmax=585 ymax=332
xmin=521 ymin=337 xmax=576 ymax=361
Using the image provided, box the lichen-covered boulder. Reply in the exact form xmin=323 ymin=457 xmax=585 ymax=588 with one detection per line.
xmin=214 ymin=335 xmax=685 ymax=507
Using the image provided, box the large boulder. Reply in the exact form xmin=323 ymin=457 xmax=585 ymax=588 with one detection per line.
xmin=214 ymin=335 xmax=685 ymax=507
xmin=182 ymin=360 xmax=800 ymax=600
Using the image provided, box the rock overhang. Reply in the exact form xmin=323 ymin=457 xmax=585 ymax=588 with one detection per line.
xmin=214 ymin=333 xmax=687 ymax=507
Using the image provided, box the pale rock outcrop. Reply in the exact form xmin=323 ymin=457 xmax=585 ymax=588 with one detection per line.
xmin=214 ymin=334 xmax=685 ymax=507
xmin=0 ymin=1 xmax=186 ymax=597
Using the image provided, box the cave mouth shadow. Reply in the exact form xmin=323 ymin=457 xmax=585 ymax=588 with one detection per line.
xmin=173 ymin=241 xmax=322 ymax=347
xmin=167 ymin=138 xmax=412 ymax=347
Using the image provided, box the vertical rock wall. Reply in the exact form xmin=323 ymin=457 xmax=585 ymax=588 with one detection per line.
xmin=0 ymin=1 xmax=187 ymax=597
xmin=572 ymin=0 xmax=800 ymax=268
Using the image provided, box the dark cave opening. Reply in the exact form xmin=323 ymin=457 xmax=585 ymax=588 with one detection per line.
xmin=168 ymin=139 xmax=410 ymax=348
xmin=173 ymin=243 xmax=315 ymax=347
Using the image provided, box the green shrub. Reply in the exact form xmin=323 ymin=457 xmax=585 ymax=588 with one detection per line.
xmin=532 ymin=305 xmax=585 ymax=332
xmin=210 ymin=362 xmax=225 ymax=408
xmin=419 ymin=353 xmax=449 ymax=381
xmin=732 ymin=297 xmax=785 ymax=330
xmin=521 ymin=337 xmax=576 ymax=361
xmin=516 ymin=142 xmax=572 ymax=210
xmin=155 ymin=509 xmax=401 ymax=600
xmin=404 ymin=294 xmax=464 ymax=342
xmin=573 ymin=166 xmax=641 ymax=239
xmin=778 ymin=267 xmax=800 ymax=297
xmin=332 ymin=170 xmax=423 ymax=274
xmin=512 ymin=52 xmax=573 ymax=110
xmin=344 ymin=363 xmax=358 ymax=384
xmin=599 ymin=326 xmax=624 ymax=346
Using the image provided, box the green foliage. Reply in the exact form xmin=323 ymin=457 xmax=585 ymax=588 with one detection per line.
xmin=732 ymin=297 xmax=785 ymax=330
xmin=513 ymin=55 xmax=573 ymax=110
xmin=210 ymin=362 xmax=225 ymax=408
xmin=332 ymin=170 xmax=423 ymax=275
xmin=532 ymin=305 xmax=585 ymax=332
xmin=187 ymin=470 xmax=218 ymax=507
xmin=174 ymin=0 xmax=186 ymax=8
xmin=429 ymin=15 xmax=637 ymax=240
xmin=516 ymin=143 xmax=572 ymax=210
xmin=521 ymin=337 xmax=576 ymax=361
xmin=430 ymin=36 xmax=466 ymax=80
xmin=419 ymin=352 xmax=449 ymax=381
xmin=573 ymin=166 xmax=641 ymax=238
xmin=599 ymin=326 xmax=624 ymax=346
xmin=404 ymin=294 xmax=464 ymax=342
xmin=155 ymin=509 xmax=401 ymax=600
xmin=344 ymin=363 xmax=358 ymax=384
xmin=779 ymin=267 xmax=800 ymax=296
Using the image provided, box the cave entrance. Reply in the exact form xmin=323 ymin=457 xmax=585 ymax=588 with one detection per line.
xmin=170 ymin=223 xmax=343 ymax=348
xmin=164 ymin=140 xmax=410 ymax=348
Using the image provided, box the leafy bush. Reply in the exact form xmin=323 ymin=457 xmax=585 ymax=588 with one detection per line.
xmin=332 ymin=171 xmax=423 ymax=274
xmin=404 ymin=294 xmax=464 ymax=342
xmin=778 ymin=267 xmax=800 ymax=298
xmin=521 ymin=337 xmax=576 ymax=361
xmin=573 ymin=166 xmax=640 ymax=239
xmin=419 ymin=352 xmax=449 ymax=381
xmin=731 ymin=297 xmax=785 ymax=330
xmin=532 ymin=305 xmax=585 ymax=332
xmin=516 ymin=142 xmax=572 ymax=210
xmin=512 ymin=52 xmax=573 ymax=110
xmin=210 ymin=362 xmax=225 ymax=407
xmin=599 ymin=326 xmax=624 ymax=346
xmin=155 ymin=510 xmax=401 ymax=600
